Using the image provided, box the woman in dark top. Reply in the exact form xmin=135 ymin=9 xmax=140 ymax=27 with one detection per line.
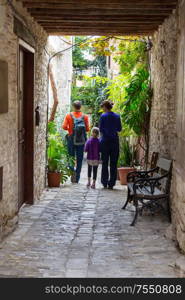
xmin=100 ymin=100 xmax=122 ymax=189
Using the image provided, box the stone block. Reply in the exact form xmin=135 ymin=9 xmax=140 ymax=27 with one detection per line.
xmin=0 ymin=4 xmax=6 ymax=33
xmin=175 ymin=256 xmax=185 ymax=277
xmin=165 ymin=224 xmax=176 ymax=241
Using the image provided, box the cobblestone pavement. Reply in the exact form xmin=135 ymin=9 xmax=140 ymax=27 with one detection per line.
xmin=0 ymin=167 xmax=180 ymax=277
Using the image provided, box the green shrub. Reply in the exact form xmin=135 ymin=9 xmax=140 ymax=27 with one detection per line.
xmin=47 ymin=121 xmax=74 ymax=183
xmin=118 ymin=138 xmax=133 ymax=167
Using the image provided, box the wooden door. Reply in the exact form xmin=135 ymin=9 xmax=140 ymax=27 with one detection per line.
xmin=18 ymin=43 xmax=34 ymax=208
xmin=18 ymin=48 xmax=25 ymax=208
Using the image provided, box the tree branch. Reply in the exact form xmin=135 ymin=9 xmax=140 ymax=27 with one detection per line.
xmin=48 ymin=64 xmax=59 ymax=122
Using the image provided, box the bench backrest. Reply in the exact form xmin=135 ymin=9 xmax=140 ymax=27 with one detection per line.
xmin=150 ymin=152 xmax=159 ymax=169
xmin=157 ymin=157 xmax=172 ymax=172
xmin=155 ymin=157 xmax=172 ymax=194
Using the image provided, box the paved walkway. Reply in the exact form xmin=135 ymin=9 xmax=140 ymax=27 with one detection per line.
xmin=0 ymin=167 xmax=180 ymax=277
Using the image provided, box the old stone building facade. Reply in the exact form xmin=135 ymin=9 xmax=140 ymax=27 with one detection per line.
xmin=0 ymin=0 xmax=49 ymax=240
xmin=149 ymin=0 xmax=185 ymax=252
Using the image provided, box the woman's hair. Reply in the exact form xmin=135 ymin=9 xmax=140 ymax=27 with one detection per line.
xmin=73 ymin=101 xmax=82 ymax=110
xmin=91 ymin=127 xmax=100 ymax=137
xmin=101 ymin=100 xmax=114 ymax=110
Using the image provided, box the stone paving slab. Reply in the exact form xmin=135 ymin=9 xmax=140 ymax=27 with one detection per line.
xmin=0 ymin=166 xmax=181 ymax=277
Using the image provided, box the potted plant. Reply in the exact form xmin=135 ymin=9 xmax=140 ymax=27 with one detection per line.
xmin=47 ymin=122 xmax=73 ymax=187
xmin=118 ymin=138 xmax=136 ymax=185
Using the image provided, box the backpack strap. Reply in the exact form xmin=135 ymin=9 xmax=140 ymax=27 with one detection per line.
xmin=70 ymin=112 xmax=84 ymax=120
xmin=70 ymin=112 xmax=75 ymax=120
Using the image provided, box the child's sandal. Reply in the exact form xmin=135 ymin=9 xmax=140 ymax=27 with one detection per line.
xmin=91 ymin=183 xmax=96 ymax=189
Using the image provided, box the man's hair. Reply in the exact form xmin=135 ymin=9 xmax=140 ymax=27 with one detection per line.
xmin=91 ymin=127 xmax=100 ymax=137
xmin=101 ymin=100 xmax=114 ymax=110
xmin=73 ymin=101 xmax=82 ymax=110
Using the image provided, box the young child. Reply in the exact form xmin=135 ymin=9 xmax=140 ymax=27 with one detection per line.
xmin=84 ymin=127 xmax=100 ymax=189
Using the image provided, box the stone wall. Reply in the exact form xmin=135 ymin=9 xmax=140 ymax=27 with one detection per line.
xmin=0 ymin=0 xmax=48 ymax=240
xmin=171 ymin=0 xmax=185 ymax=253
xmin=149 ymin=0 xmax=185 ymax=253
xmin=149 ymin=11 xmax=178 ymax=160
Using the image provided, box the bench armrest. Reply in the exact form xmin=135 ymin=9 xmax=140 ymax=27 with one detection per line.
xmin=133 ymin=172 xmax=170 ymax=194
xmin=127 ymin=167 xmax=159 ymax=182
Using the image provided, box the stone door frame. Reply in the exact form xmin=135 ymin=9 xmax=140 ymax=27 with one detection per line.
xmin=18 ymin=39 xmax=35 ymax=207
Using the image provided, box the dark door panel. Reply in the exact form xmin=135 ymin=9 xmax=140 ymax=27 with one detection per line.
xmin=18 ymin=45 xmax=34 ymax=208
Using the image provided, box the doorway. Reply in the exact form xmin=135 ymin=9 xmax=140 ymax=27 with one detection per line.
xmin=18 ymin=40 xmax=35 ymax=208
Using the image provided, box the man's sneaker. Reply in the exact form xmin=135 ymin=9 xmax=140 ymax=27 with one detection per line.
xmin=71 ymin=172 xmax=76 ymax=183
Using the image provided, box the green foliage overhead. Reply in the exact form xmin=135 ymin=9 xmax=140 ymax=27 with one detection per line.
xmin=88 ymin=36 xmax=113 ymax=56
xmin=72 ymin=36 xmax=92 ymax=70
xmin=114 ymin=40 xmax=147 ymax=74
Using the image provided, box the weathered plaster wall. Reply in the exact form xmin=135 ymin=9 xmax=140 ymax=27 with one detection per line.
xmin=0 ymin=0 xmax=48 ymax=239
xmin=149 ymin=0 xmax=185 ymax=253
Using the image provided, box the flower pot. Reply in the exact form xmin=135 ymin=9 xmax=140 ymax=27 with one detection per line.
xmin=47 ymin=172 xmax=61 ymax=187
xmin=118 ymin=167 xmax=136 ymax=185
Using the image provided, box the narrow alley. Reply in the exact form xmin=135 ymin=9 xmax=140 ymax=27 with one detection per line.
xmin=1 ymin=0 xmax=185 ymax=283
xmin=0 ymin=167 xmax=179 ymax=278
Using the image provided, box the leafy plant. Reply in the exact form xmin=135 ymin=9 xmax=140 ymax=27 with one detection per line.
xmin=72 ymin=38 xmax=108 ymax=127
xmin=114 ymin=40 xmax=147 ymax=74
xmin=118 ymin=138 xmax=133 ymax=167
xmin=72 ymin=36 xmax=92 ymax=71
xmin=118 ymin=67 xmax=152 ymax=136
xmin=47 ymin=121 xmax=74 ymax=183
xmin=71 ymin=85 xmax=98 ymax=107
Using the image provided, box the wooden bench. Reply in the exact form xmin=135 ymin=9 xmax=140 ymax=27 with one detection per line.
xmin=122 ymin=157 xmax=172 ymax=226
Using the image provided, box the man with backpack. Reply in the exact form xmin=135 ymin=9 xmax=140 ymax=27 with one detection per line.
xmin=62 ymin=101 xmax=90 ymax=183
